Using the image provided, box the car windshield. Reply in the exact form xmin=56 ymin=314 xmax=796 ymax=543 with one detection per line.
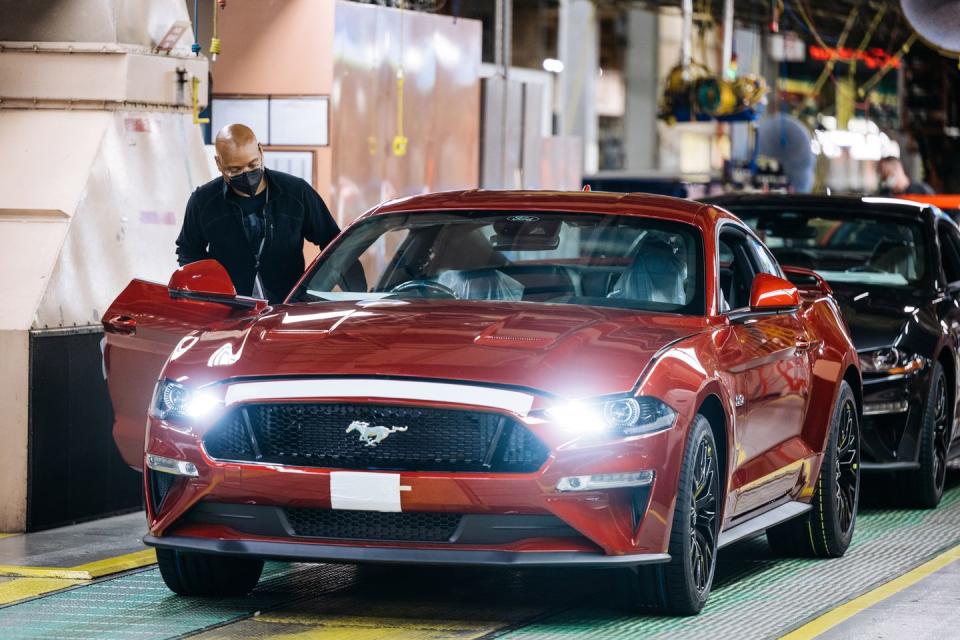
xmin=736 ymin=209 xmax=928 ymax=288
xmin=294 ymin=210 xmax=705 ymax=315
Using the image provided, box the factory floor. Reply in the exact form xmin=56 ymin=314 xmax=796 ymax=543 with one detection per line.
xmin=1 ymin=468 xmax=958 ymax=639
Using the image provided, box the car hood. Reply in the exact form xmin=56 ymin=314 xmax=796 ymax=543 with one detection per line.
xmin=167 ymin=299 xmax=708 ymax=399
xmin=827 ymin=282 xmax=930 ymax=351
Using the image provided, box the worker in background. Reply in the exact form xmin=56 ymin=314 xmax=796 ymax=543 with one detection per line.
xmin=877 ymin=156 xmax=934 ymax=196
xmin=176 ymin=123 xmax=340 ymax=304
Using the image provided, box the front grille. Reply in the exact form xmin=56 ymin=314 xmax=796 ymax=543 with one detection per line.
xmin=285 ymin=508 xmax=461 ymax=542
xmin=203 ymin=402 xmax=549 ymax=473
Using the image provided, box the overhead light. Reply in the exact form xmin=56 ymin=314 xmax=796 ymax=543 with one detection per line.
xmin=542 ymin=58 xmax=564 ymax=73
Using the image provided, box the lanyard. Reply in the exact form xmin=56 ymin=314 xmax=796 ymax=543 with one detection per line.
xmin=252 ymin=187 xmax=269 ymax=299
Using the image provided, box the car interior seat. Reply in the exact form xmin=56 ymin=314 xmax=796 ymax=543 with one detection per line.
xmin=607 ymin=238 xmax=686 ymax=305
xmin=436 ymin=268 xmax=524 ymax=301
xmin=867 ymin=239 xmax=917 ymax=280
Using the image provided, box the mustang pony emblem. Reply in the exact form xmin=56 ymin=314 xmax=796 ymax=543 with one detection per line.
xmin=346 ymin=420 xmax=408 ymax=447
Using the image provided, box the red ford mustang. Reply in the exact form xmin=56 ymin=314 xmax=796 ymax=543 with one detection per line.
xmin=103 ymin=191 xmax=861 ymax=614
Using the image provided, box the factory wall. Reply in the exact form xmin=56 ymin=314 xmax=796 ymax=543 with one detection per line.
xmin=210 ymin=0 xmax=335 ymax=234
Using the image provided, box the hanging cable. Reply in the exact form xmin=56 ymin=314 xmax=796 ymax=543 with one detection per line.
xmin=392 ymin=1 xmax=408 ymax=157
xmin=210 ymin=0 xmax=221 ymax=61
xmin=794 ymin=0 xmax=834 ymax=52
xmin=848 ymin=6 xmax=886 ymax=81
xmin=858 ymin=32 xmax=918 ymax=98
xmin=807 ymin=2 xmax=859 ymax=97
xmin=191 ymin=0 xmax=201 ymax=55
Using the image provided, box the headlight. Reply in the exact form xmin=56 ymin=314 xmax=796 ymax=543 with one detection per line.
xmin=150 ymin=379 xmax=222 ymax=421
xmin=546 ymin=396 xmax=677 ymax=436
xmin=858 ymin=348 xmax=925 ymax=375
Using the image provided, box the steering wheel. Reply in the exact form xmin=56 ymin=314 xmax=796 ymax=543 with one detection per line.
xmin=389 ymin=279 xmax=459 ymax=299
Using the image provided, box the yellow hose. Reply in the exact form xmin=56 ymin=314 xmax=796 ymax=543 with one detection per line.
xmin=210 ymin=0 xmax=221 ymax=61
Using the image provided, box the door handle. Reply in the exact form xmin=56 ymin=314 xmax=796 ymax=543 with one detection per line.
xmin=796 ymin=338 xmax=819 ymax=352
xmin=105 ymin=314 xmax=137 ymax=335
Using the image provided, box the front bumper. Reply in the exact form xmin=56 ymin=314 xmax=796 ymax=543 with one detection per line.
xmin=143 ymin=389 xmax=688 ymax=565
xmin=144 ymin=533 xmax=671 ymax=567
xmin=859 ymin=368 xmax=927 ymax=468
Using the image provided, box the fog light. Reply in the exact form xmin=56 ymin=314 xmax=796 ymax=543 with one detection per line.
xmin=556 ymin=470 xmax=654 ymax=492
xmin=863 ymin=400 xmax=909 ymax=416
xmin=146 ymin=454 xmax=199 ymax=477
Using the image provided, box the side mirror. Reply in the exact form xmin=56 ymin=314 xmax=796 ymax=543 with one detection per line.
xmin=168 ymin=260 xmax=266 ymax=310
xmin=749 ymin=273 xmax=800 ymax=310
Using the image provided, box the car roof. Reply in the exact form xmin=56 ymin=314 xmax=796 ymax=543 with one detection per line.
xmin=365 ymin=189 xmax=723 ymax=226
xmin=703 ymin=193 xmax=937 ymax=221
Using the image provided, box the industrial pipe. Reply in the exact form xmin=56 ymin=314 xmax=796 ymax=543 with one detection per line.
xmin=722 ymin=0 xmax=734 ymax=78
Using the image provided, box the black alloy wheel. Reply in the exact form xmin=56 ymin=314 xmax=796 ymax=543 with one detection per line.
xmin=625 ymin=415 xmax=720 ymax=615
xmin=909 ymin=361 xmax=950 ymax=508
xmin=689 ymin=435 xmax=719 ymax=595
xmin=932 ymin=373 xmax=950 ymax=496
xmin=767 ymin=381 xmax=859 ymax=558
xmin=834 ymin=399 xmax=859 ymax=537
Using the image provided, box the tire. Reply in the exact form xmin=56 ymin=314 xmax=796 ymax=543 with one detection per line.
xmin=626 ymin=415 xmax=720 ymax=615
xmin=907 ymin=361 xmax=950 ymax=509
xmin=156 ymin=547 xmax=264 ymax=597
xmin=767 ymin=381 xmax=859 ymax=558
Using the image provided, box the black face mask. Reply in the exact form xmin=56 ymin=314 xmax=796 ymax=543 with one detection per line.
xmin=227 ymin=166 xmax=264 ymax=197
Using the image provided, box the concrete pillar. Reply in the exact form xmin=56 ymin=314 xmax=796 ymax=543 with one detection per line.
xmin=624 ymin=7 xmax=659 ymax=172
xmin=557 ymin=0 xmax=599 ymax=174
xmin=0 ymin=331 xmax=28 ymax=531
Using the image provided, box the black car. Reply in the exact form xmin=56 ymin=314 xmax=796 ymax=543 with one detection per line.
xmin=708 ymin=194 xmax=960 ymax=507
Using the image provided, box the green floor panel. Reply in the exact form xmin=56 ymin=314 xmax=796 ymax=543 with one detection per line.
xmin=0 ymin=562 xmax=359 ymax=640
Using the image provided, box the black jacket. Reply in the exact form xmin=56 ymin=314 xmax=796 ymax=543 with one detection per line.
xmin=176 ymin=169 xmax=339 ymax=303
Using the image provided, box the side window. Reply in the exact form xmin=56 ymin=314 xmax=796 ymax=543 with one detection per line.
xmin=718 ymin=229 xmax=758 ymax=311
xmin=938 ymin=223 xmax=960 ymax=285
xmin=748 ymin=237 xmax=781 ymax=277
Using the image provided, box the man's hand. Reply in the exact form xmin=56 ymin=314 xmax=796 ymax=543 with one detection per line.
xmin=217 ymin=0 xmax=226 ymax=8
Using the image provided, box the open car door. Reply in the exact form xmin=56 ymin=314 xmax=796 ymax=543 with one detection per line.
xmin=102 ymin=260 xmax=265 ymax=469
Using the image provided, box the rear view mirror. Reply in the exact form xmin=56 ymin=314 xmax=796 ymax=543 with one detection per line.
xmin=490 ymin=216 xmax=562 ymax=251
xmin=168 ymin=260 xmax=266 ymax=310
xmin=757 ymin=216 xmax=817 ymax=239
xmin=490 ymin=235 xmax=561 ymax=250
xmin=749 ymin=273 xmax=800 ymax=310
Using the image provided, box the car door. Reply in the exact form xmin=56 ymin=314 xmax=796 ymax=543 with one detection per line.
xmin=935 ymin=219 xmax=960 ymax=446
xmin=714 ymin=227 xmax=812 ymax=517
xmin=103 ymin=278 xmax=261 ymax=469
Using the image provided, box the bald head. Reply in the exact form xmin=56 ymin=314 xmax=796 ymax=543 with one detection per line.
xmin=215 ymin=124 xmax=266 ymax=196
xmin=216 ymin=123 xmax=258 ymax=151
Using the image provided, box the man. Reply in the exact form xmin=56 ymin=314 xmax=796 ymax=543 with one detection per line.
xmin=877 ymin=156 xmax=934 ymax=196
xmin=176 ymin=124 xmax=339 ymax=303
